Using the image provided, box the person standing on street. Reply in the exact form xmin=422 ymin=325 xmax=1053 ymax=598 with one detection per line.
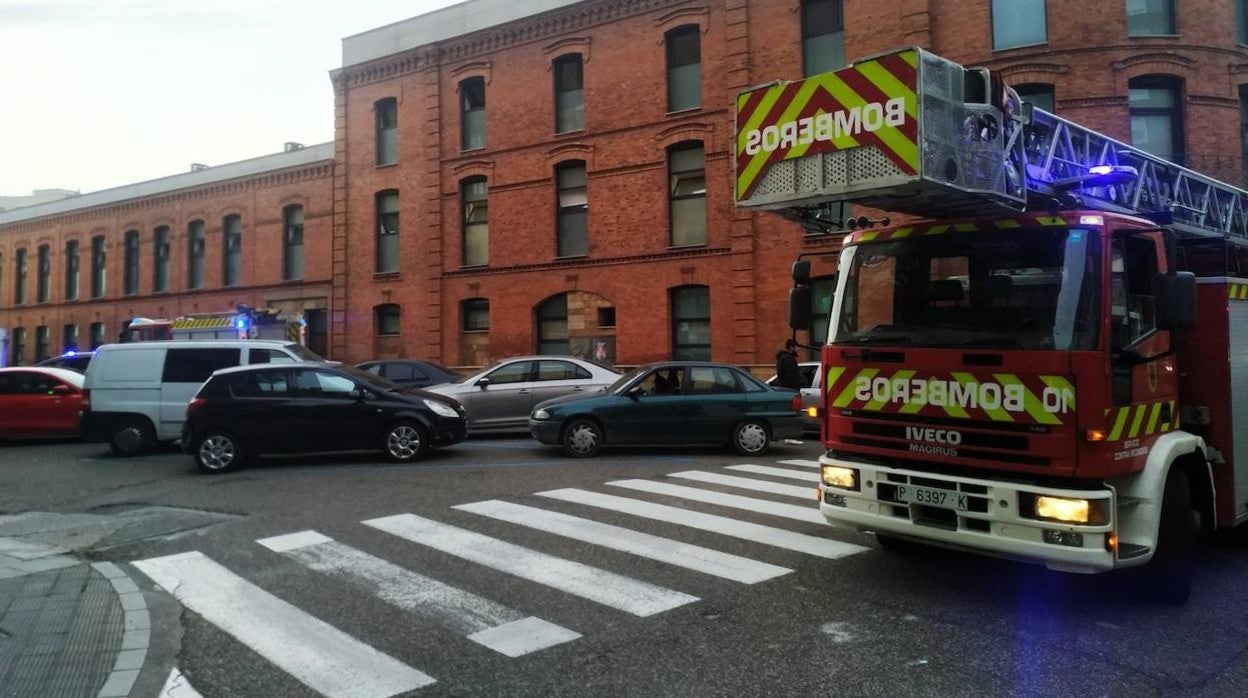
xmin=775 ymin=338 xmax=803 ymax=390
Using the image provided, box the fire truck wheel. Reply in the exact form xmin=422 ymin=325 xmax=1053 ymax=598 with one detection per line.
xmin=109 ymin=420 xmax=154 ymax=457
xmin=384 ymin=422 xmax=429 ymax=463
xmin=195 ymin=432 xmax=246 ymax=474
xmin=732 ymin=419 xmax=770 ymax=456
xmin=1142 ymin=467 xmax=1195 ymax=605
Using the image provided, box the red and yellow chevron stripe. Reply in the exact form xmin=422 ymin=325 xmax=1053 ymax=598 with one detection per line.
xmin=735 ymin=49 xmax=919 ymax=201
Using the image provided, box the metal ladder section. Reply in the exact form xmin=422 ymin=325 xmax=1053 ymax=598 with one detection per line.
xmin=1022 ymin=107 xmax=1248 ymax=242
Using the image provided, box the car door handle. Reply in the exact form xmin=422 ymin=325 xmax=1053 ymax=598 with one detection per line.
xmin=572 ymin=387 xmax=584 ymax=392
xmin=518 ymin=389 xmax=531 ymax=395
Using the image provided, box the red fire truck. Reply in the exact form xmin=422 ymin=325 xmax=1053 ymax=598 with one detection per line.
xmin=736 ymin=48 xmax=1248 ymax=602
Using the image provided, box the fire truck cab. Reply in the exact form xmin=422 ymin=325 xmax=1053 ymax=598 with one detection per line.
xmin=736 ymin=47 xmax=1248 ymax=603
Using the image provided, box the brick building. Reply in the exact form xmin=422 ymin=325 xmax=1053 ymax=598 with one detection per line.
xmin=4 ymin=0 xmax=1248 ymax=367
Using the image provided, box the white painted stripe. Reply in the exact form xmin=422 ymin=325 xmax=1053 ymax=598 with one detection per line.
xmin=160 ymin=669 xmax=203 ymax=698
xmin=776 ymin=459 xmax=820 ymax=468
xmin=727 ymin=464 xmax=821 ymax=482
xmin=454 ymin=500 xmax=791 ymax=584
xmin=537 ymin=488 xmax=868 ymax=560
xmin=133 ymin=551 xmax=433 ymax=697
xmin=669 ymin=471 xmax=813 ymax=499
xmin=363 ymin=514 xmax=697 ymax=617
xmin=606 ymin=480 xmax=825 ymax=524
xmin=256 ymin=530 xmax=579 ymax=656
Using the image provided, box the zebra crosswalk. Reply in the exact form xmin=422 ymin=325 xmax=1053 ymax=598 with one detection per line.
xmin=133 ymin=456 xmax=868 ymax=696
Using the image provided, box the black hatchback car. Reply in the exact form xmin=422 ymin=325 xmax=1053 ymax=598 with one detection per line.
xmin=182 ymin=363 xmax=467 ymax=473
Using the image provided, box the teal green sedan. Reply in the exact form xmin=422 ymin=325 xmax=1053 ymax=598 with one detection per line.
xmin=528 ymin=362 xmax=805 ymax=457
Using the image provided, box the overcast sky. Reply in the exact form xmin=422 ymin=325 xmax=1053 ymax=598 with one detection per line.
xmin=0 ymin=0 xmax=460 ymax=195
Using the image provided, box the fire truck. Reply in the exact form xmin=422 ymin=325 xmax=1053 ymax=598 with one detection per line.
xmin=118 ymin=305 xmax=305 ymax=344
xmin=735 ymin=47 xmax=1248 ymax=602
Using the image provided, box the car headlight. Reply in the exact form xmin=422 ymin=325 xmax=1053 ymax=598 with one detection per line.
xmin=532 ymin=408 xmax=551 ymax=420
xmin=423 ymin=399 xmax=460 ymax=418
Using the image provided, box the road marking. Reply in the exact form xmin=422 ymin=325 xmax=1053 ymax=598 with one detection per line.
xmin=363 ymin=514 xmax=698 ymax=617
xmin=606 ymin=480 xmax=825 ymax=524
xmin=132 ymin=551 xmax=433 ymax=697
xmin=776 ymin=459 xmax=820 ymax=468
xmin=536 ymin=488 xmax=867 ymax=560
xmin=668 ymin=471 xmax=813 ymax=499
xmin=727 ymin=464 xmax=820 ymax=482
xmin=455 ymin=500 xmax=791 ymax=584
xmin=256 ymin=530 xmax=580 ymax=657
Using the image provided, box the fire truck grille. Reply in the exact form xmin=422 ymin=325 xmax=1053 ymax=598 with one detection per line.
xmin=842 ymin=435 xmax=1051 ymax=467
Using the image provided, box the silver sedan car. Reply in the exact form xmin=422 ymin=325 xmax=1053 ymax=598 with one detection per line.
xmin=425 ymin=356 xmax=620 ymax=434
xmin=767 ymin=361 xmax=820 ymax=433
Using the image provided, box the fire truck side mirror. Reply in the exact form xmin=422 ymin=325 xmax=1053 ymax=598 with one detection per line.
xmin=1155 ymin=272 xmax=1196 ymax=330
xmin=792 ymin=260 xmax=811 ymax=286
xmin=789 ymin=287 xmax=812 ymax=331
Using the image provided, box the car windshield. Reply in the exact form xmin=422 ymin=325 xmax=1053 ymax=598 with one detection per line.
xmin=833 ymin=227 xmax=1100 ymax=351
xmin=284 ymin=343 xmax=325 ymax=361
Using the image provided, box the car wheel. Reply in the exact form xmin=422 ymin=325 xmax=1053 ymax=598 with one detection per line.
xmin=562 ymin=418 xmax=602 ymax=458
xmin=385 ymin=422 xmax=429 ymax=463
xmin=196 ymin=432 xmax=245 ymax=474
xmin=109 ymin=419 xmax=154 ymax=457
xmin=1139 ymin=467 xmax=1194 ymax=604
xmin=732 ymin=419 xmax=770 ymax=456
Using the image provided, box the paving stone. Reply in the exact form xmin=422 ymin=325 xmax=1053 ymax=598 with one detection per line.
xmin=107 ymin=576 xmax=138 ymax=595
xmin=112 ymin=647 xmax=146 ymax=671
xmin=123 ymin=608 xmax=150 ymax=631
xmin=97 ymin=668 xmax=140 ymax=698
xmin=89 ymin=562 xmax=125 ymax=580
xmin=119 ymin=628 xmax=147 ymax=651
xmin=117 ymin=592 xmax=145 ymax=612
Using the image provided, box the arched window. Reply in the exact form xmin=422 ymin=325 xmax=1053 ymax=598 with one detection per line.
xmin=283 ymin=205 xmax=304 ymax=281
xmin=65 ymin=239 xmax=79 ymax=300
xmin=1129 ymin=75 xmax=1183 ymax=163
xmin=536 ymin=294 xmax=570 ymax=355
xmin=222 ymin=214 xmax=242 ymax=286
xmin=375 ymin=98 xmax=398 ymax=165
xmin=555 ymin=161 xmax=588 ymax=257
xmin=187 ymin=220 xmax=205 ymax=289
xmin=90 ymin=235 xmax=106 ymax=298
xmin=460 ymin=77 xmax=486 ymax=150
xmin=153 ymin=225 xmax=170 ymax=293
xmin=123 ymin=230 xmax=140 ymax=295
xmin=14 ymin=247 xmax=27 ymax=304
xmin=665 ymin=25 xmax=701 ymax=112
xmin=668 ymin=141 xmax=706 ymax=246
xmin=671 ymin=285 xmax=710 ymax=360
xmin=376 ymin=190 xmax=400 ymax=273
xmin=375 ymin=303 xmax=401 ymax=336
xmin=36 ymin=244 xmax=50 ymax=303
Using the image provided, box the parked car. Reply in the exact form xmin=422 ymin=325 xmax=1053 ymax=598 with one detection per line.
xmin=766 ymin=361 xmax=820 ymax=433
xmin=529 ymin=361 xmax=805 ymax=457
xmin=81 ymin=340 xmax=323 ymax=456
xmin=182 ymin=363 xmax=467 ymax=473
xmin=426 ymin=356 xmax=620 ymax=434
xmin=356 ymin=360 xmax=461 ymax=389
xmin=0 ymin=367 xmax=85 ymax=440
xmin=36 ymin=351 xmax=95 ymax=374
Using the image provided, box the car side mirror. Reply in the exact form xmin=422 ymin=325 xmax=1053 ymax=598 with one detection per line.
xmin=475 ymin=377 xmax=491 ymax=389
xmin=1155 ymin=271 xmax=1196 ymax=330
xmin=51 ymin=384 xmax=74 ymax=395
xmin=351 ymin=386 xmax=368 ymax=402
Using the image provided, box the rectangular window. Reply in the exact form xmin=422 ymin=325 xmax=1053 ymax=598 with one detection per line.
xmin=90 ymin=236 xmax=106 ymax=298
xmin=666 ymin=27 xmax=701 ymax=112
xmin=65 ymin=240 xmax=79 ymax=300
xmin=123 ymin=230 xmax=139 ymax=295
xmin=462 ymin=299 xmax=489 ymax=331
xmin=230 ymin=369 xmax=292 ymax=398
xmin=11 ymin=327 xmax=25 ymax=365
xmin=14 ymin=247 xmax=27 ymax=304
xmin=669 ymin=144 xmax=707 ymax=246
xmin=1241 ymin=85 xmax=1248 ymax=185
xmin=1129 ymin=77 xmax=1183 ymax=163
xmin=462 ymin=178 xmax=489 ymax=267
xmin=991 ymin=0 xmax=1047 ymax=49
xmin=153 ymin=226 xmax=170 ymax=292
xmin=1238 ymin=0 xmax=1248 ymax=45
xmin=187 ymin=220 xmax=205 ymax=290
xmin=671 ymin=286 xmax=711 ymax=360
xmin=62 ymin=323 xmax=78 ymax=353
xmin=36 ymin=245 xmax=50 ymax=303
xmin=223 ymin=215 xmax=242 ymax=286
xmin=376 ymin=192 xmax=400 ymax=273
xmin=376 ymin=98 xmax=398 ymax=165
xmin=597 ymin=306 xmax=616 ymax=328
xmin=1126 ymin=0 xmax=1175 ymax=36
xmin=34 ymin=326 xmax=49 ymax=363
xmin=376 ymin=304 xmax=401 ymax=336
xmin=801 ymin=0 xmax=845 ymax=76
xmin=461 ymin=77 xmax=486 ymax=150
xmin=556 ymin=163 xmax=588 ymax=257
xmin=161 ymin=347 xmax=241 ymax=383
xmin=0 ymin=252 xmax=4 ymax=307
xmin=89 ymin=322 xmax=105 ymax=350
xmin=283 ymin=206 xmax=304 ymax=281
xmin=554 ymin=55 xmax=584 ymax=133
xmin=1015 ymin=83 xmax=1055 ymax=113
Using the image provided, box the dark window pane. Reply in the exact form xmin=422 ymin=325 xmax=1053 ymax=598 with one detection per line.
xmin=124 ymin=231 xmax=140 ymax=295
xmin=536 ymin=295 xmax=569 ymax=355
xmin=376 ymin=192 xmax=400 ymax=273
xmin=223 ymin=215 xmax=243 ymax=286
xmin=463 ymin=299 xmax=490 ymax=331
xmin=36 ymin=245 xmax=49 ymax=303
xmin=991 ymin=0 xmax=1047 ymax=49
xmin=187 ymin=220 xmax=205 ymax=290
xmin=91 ymin=237 xmax=106 ymax=298
xmin=296 ymin=369 xmax=357 ymax=397
xmin=462 ymin=179 xmax=489 ymax=266
xmin=90 ymin=322 xmax=105 ymax=350
xmin=597 ymin=307 xmax=615 ymax=327
xmin=555 ymin=55 xmax=584 ymax=133
xmin=687 ymin=366 xmax=739 ymax=394
xmin=536 ymin=360 xmax=580 ymax=381
xmin=672 ymin=286 xmax=711 ymax=360
xmin=486 ymin=361 xmax=533 ymax=384
xmin=1126 ymin=0 xmax=1175 ymax=36
xmin=461 ymin=78 xmax=486 ymax=150
xmin=34 ymin=326 xmax=49 ymax=362
xmin=230 ymin=369 xmax=292 ymax=398
xmin=376 ymin=304 xmax=401 ymax=336
xmin=1015 ymin=83 xmax=1055 ymax=113
xmin=161 ymin=348 xmax=241 ymax=382
xmin=153 ymin=226 xmax=170 ymax=293
xmin=376 ymin=98 xmax=398 ymax=165
xmin=666 ymin=27 xmax=701 ymax=111
xmin=284 ymin=206 xmax=304 ymax=281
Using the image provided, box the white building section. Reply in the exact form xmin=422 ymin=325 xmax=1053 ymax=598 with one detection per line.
xmin=667 ymin=471 xmax=814 ymax=500
xmin=453 ymin=500 xmax=792 ymax=584
xmin=132 ymin=551 xmax=435 ymax=697
xmin=256 ymin=530 xmax=580 ymax=657
xmin=362 ymin=513 xmax=698 ymax=617
xmin=536 ymin=488 xmax=867 ymax=560
xmin=607 ymin=480 xmax=826 ymax=524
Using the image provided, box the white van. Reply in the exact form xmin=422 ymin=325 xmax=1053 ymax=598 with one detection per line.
xmin=81 ymin=340 xmax=321 ymax=455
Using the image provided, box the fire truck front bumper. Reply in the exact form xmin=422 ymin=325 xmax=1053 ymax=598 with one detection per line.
xmin=817 ymin=455 xmax=1119 ymax=574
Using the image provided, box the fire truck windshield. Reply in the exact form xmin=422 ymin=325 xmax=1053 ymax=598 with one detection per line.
xmin=832 ymin=227 xmax=1100 ymax=351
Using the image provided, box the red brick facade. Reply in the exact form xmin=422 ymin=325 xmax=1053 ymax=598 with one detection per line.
xmin=4 ymin=0 xmax=1247 ymax=367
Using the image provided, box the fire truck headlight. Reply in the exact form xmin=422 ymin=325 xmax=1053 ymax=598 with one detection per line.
xmin=1035 ymin=496 xmax=1090 ymax=524
xmin=821 ymin=465 xmax=857 ymax=490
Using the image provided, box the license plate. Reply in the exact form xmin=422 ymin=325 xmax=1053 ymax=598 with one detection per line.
xmin=895 ymin=484 xmax=968 ymax=511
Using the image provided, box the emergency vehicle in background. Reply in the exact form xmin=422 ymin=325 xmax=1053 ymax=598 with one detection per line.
xmin=736 ymin=47 xmax=1248 ymax=602
xmin=119 ymin=305 xmax=305 ymax=344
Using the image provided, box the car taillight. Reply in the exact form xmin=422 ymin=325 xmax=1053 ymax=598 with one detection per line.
xmin=186 ymin=397 xmax=206 ymax=416
xmin=790 ymin=394 xmax=803 ymax=412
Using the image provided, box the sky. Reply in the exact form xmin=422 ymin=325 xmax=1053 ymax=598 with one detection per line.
xmin=0 ymin=0 xmax=461 ymax=195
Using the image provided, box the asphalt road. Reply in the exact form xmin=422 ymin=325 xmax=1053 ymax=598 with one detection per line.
xmin=2 ymin=436 xmax=1246 ymax=697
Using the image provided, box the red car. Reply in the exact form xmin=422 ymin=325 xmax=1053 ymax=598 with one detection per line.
xmin=0 ymin=367 xmax=86 ymax=439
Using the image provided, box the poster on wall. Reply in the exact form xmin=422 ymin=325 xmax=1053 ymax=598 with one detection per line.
xmin=570 ymin=336 xmax=615 ymax=367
